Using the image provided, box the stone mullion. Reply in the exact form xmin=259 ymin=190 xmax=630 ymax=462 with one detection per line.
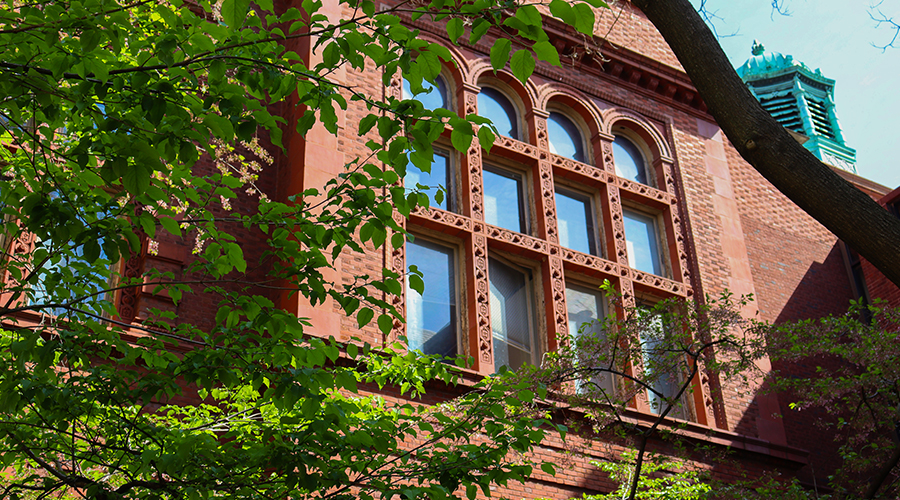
xmin=534 ymin=160 xmax=558 ymax=244
xmin=465 ymin=232 xmax=493 ymax=373
xmin=530 ymin=108 xmax=550 ymax=153
xmin=388 ymin=211 xmax=407 ymax=344
xmin=0 ymin=224 xmax=35 ymax=310
xmin=460 ymin=83 xmax=484 ymax=222
xmin=543 ymin=256 xmax=568 ymax=352
xmin=658 ymin=159 xmax=692 ymax=293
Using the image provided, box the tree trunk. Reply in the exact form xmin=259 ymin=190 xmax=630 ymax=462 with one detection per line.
xmin=631 ymin=0 xmax=900 ymax=290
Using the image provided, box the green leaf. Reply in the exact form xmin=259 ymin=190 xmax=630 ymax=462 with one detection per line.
xmin=357 ymin=307 xmax=374 ymax=328
xmin=541 ymin=463 xmax=556 ymax=475
xmin=510 ymin=50 xmax=535 ymax=84
xmin=450 ymin=128 xmax=472 ymax=153
xmin=532 ymin=41 xmax=560 ymax=66
xmin=515 ymin=5 xmax=542 ymax=27
xmin=408 ymin=273 xmax=424 ymax=295
xmin=220 ymin=0 xmax=251 ymax=28
xmin=377 ymin=314 xmax=393 ymax=335
xmin=580 ymin=0 xmax=609 ymax=8
xmin=123 ymin=163 xmax=152 ymax=195
xmin=572 ymin=2 xmax=596 ymax=35
xmin=477 ymin=126 xmax=495 ymax=153
xmin=446 ymin=18 xmax=463 ymax=43
xmin=203 ymin=114 xmax=235 ymax=140
xmin=490 ymin=38 xmax=511 ymax=71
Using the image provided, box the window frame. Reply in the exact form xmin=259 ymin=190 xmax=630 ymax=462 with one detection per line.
xmin=546 ymin=107 xmax=590 ymax=165
xmin=564 ymin=279 xmax=618 ymax=399
xmin=621 ymin=205 xmax=668 ymax=278
xmin=405 ymin=145 xmax=456 ymax=213
xmin=404 ymin=232 xmax=465 ymax=358
xmin=554 ymin=185 xmax=600 ymax=257
xmin=611 ymin=130 xmax=654 ymax=187
xmin=477 ymin=83 xmax=524 ymax=142
xmin=635 ymin=303 xmax=695 ymax=422
xmin=482 ymin=162 xmax=530 ymax=235
xmin=488 ymin=253 xmax=542 ymax=372
xmin=402 ymin=72 xmax=452 ymax=112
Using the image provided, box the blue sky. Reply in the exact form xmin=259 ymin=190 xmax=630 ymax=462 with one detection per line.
xmin=689 ymin=0 xmax=900 ymax=190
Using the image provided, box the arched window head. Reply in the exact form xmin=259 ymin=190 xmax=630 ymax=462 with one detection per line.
xmin=402 ymin=74 xmax=449 ymax=111
xmin=548 ymin=111 xmax=586 ymax=163
xmin=478 ymin=86 xmax=519 ymax=140
xmin=613 ymin=135 xmax=649 ymax=185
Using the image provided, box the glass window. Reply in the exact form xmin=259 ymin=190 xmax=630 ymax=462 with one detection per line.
xmin=639 ymin=309 xmax=688 ymax=419
xmin=406 ymin=239 xmax=458 ymax=357
xmin=613 ymin=135 xmax=649 ymax=185
xmin=483 ymin=166 xmax=526 ymax=233
xmin=555 ymin=188 xmax=596 ymax=256
xmin=623 ymin=209 xmax=663 ymax=276
xmin=405 ymin=148 xmax=452 ymax=211
xmin=548 ymin=112 xmax=586 ymax=163
xmin=566 ymin=284 xmax=616 ymax=398
xmin=489 ymin=257 xmax=537 ymax=371
xmin=478 ymin=87 xmax=518 ymax=140
xmin=402 ymin=75 xmax=448 ymax=111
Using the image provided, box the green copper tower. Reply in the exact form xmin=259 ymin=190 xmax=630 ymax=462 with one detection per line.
xmin=737 ymin=41 xmax=857 ymax=173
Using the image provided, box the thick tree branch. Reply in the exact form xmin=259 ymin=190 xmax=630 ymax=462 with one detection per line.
xmin=631 ymin=0 xmax=900 ymax=289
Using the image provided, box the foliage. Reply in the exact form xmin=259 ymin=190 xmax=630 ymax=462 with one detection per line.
xmin=528 ymin=286 xmax=761 ymax=500
xmin=0 ymin=0 xmax=607 ymax=498
xmin=761 ymin=302 xmax=900 ymax=499
xmin=584 ymin=451 xmax=710 ymax=500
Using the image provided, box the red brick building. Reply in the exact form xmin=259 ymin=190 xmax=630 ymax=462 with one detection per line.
xmin=242 ymin=0 xmax=900 ymax=495
xmin=5 ymin=0 xmax=892 ymax=497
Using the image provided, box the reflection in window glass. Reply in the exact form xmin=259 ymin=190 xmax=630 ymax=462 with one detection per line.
xmin=566 ymin=284 xmax=615 ymax=397
xmin=548 ymin=112 xmax=585 ymax=163
xmin=405 ymin=148 xmax=451 ymax=211
xmin=555 ymin=188 xmax=595 ymax=256
xmin=489 ymin=257 xmax=536 ymax=371
xmin=402 ymin=75 xmax=448 ymax=111
xmin=406 ymin=239 xmax=458 ymax=357
xmin=483 ymin=166 xmax=526 ymax=233
xmin=478 ymin=87 xmax=518 ymax=139
xmin=613 ymin=135 xmax=648 ymax=185
xmin=623 ymin=209 xmax=663 ymax=276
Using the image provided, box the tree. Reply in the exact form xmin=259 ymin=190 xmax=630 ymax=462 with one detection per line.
xmin=0 ymin=0 xmax=599 ymax=497
xmin=762 ymin=303 xmax=900 ymax=499
xmin=630 ymin=0 xmax=900 ymax=289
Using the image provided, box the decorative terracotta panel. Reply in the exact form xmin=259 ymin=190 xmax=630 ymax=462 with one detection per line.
xmin=410 ymin=206 xmax=473 ymax=233
xmin=536 ymin=160 xmax=558 ymax=244
xmin=467 ymin=233 xmax=493 ymax=373
xmin=552 ymin=155 xmax=608 ymax=185
xmin=484 ymin=224 xmax=549 ymax=255
xmin=544 ymin=256 xmax=568 ymax=351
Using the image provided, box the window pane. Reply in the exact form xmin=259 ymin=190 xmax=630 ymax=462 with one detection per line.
xmin=483 ymin=166 xmax=526 ymax=233
xmin=478 ymin=87 xmax=518 ymax=140
xmin=402 ymin=75 xmax=448 ymax=111
xmin=566 ymin=284 xmax=615 ymax=398
xmin=613 ymin=135 xmax=648 ymax=185
xmin=555 ymin=188 xmax=595 ymax=255
xmin=489 ymin=257 xmax=535 ymax=371
xmin=406 ymin=239 xmax=457 ymax=357
xmin=548 ymin=112 xmax=585 ymax=163
xmin=623 ymin=209 xmax=663 ymax=276
xmin=639 ymin=310 xmax=687 ymax=419
xmin=405 ymin=148 xmax=451 ymax=210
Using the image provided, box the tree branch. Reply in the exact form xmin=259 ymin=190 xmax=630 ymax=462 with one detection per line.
xmin=631 ymin=0 xmax=900 ymax=289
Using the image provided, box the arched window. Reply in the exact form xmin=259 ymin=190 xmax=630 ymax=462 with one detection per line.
xmin=548 ymin=112 xmax=586 ymax=163
xmin=478 ymin=86 xmax=519 ymax=140
xmin=402 ymin=74 xmax=449 ymax=111
xmin=613 ymin=135 xmax=649 ymax=185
